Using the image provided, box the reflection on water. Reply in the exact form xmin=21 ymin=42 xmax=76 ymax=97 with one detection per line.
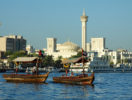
xmin=0 ymin=73 xmax=132 ymax=100
xmin=5 ymin=81 xmax=48 ymax=91
xmin=61 ymin=84 xmax=94 ymax=99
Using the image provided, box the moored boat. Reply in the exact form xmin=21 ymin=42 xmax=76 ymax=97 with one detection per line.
xmin=53 ymin=49 xmax=95 ymax=85
xmin=3 ymin=72 xmax=49 ymax=83
xmin=53 ymin=72 xmax=94 ymax=85
xmin=3 ymin=57 xmax=49 ymax=83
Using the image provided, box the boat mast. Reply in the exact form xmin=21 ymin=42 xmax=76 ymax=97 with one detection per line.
xmin=36 ymin=57 xmax=39 ymax=75
xmin=82 ymin=48 xmax=85 ymax=75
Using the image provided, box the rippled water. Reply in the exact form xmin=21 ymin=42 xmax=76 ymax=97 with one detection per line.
xmin=0 ymin=72 xmax=132 ymax=100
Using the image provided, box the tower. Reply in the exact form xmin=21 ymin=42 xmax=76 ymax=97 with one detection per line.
xmin=47 ymin=38 xmax=56 ymax=52
xmin=91 ymin=38 xmax=105 ymax=52
xmin=80 ymin=9 xmax=88 ymax=51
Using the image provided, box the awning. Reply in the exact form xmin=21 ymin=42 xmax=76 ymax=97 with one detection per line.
xmin=62 ymin=57 xmax=90 ymax=64
xmin=13 ymin=57 xmax=38 ymax=63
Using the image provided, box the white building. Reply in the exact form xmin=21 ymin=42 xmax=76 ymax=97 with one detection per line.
xmin=108 ymin=50 xmax=118 ymax=65
xmin=86 ymin=43 xmax=91 ymax=52
xmin=46 ymin=38 xmax=80 ymax=59
xmin=26 ymin=45 xmax=35 ymax=54
xmin=100 ymin=49 xmax=132 ymax=66
xmin=47 ymin=38 xmax=56 ymax=53
xmin=57 ymin=41 xmax=79 ymax=53
xmin=91 ymin=38 xmax=105 ymax=52
xmin=86 ymin=37 xmax=106 ymax=57
xmin=118 ymin=49 xmax=132 ymax=65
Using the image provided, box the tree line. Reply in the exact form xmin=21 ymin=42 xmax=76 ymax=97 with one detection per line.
xmin=4 ymin=50 xmax=63 ymax=68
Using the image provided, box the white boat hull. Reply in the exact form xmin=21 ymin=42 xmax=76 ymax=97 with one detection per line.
xmin=69 ymin=68 xmax=88 ymax=73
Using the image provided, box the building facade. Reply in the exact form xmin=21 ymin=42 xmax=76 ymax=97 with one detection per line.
xmin=91 ymin=38 xmax=105 ymax=52
xmin=0 ymin=35 xmax=26 ymax=52
xmin=46 ymin=38 xmax=80 ymax=59
xmin=26 ymin=45 xmax=35 ymax=54
xmin=47 ymin=38 xmax=56 ymax=53
xmin=86 ymin=43 xmax=91 ymax=52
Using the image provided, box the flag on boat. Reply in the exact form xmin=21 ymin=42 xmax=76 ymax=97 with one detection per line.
xmin=82 ymin=49 xmax=87 ymax=56
xmin=83 ymin=51 xmax=87 ymax=56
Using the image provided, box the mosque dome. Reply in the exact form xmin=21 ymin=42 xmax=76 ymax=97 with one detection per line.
xmin=58 ymin=41 xmax=80 ymax=52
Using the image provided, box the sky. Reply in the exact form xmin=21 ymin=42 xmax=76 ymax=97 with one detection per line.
xmin=0 ymin=0 xmax=132 ymax=51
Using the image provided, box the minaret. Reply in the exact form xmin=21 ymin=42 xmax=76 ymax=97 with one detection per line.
xmin=80 ymin=9 xmax=88 ymax=51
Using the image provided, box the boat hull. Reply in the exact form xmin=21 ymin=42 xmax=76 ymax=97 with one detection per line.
xmin=3 ymin=72 xmax=49 ymax=83
xmin=53 ymin=72 xmax=94 ymax=85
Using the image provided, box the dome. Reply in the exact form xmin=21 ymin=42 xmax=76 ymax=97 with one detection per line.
xmin=58 ymin=41 xmax=80 ymax=52
xmin=62 ymin=41 xmax=77 ymax=46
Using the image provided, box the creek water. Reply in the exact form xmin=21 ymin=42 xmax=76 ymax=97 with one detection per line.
xmin=0 ymin=72 xmax=132 ymax=100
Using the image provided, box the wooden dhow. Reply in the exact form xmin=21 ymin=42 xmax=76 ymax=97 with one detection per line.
xmin=53 ymin=49 xmax=95 ymax=85
xmin=53 ymin=72 xmax=94 ymax=85
xmin=3 ymin=72 xmax=49 ymax=83
xmin=3 ymin=56 xmax=49 ymax=83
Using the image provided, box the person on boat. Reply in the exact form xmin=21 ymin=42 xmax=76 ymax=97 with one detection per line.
xmin=32 ymin=66 xmax=36 ymax=75
xmin=26 ymin=67 xmax=29 ymax=74
xmin=71 ymin=71 xmax=74 ymax=76
xmin=15 ymin=68 xmax=18 ymax=74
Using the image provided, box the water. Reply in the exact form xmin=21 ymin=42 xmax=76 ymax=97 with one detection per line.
xmin=0 ymin=72 xmax=132 ymax=100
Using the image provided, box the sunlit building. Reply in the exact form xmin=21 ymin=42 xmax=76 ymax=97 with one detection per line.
xmin=0 ymin=35 xmax=26 ymax=52
xmin=26 ymin=45 xmax=35 ymax=54
xmin=47 ymin=38 xmax=56 ymax=53
xmin=46 ymin=38 xmax=80 ymax=59
xmin=91 ymin=37 xmax=105 ymax=52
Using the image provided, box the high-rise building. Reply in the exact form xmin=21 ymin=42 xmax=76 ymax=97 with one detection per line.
xmin=0 ymin=35 xmax=26 ymax=52
xmin=80 ymin=9 xmax=88 ymax=51
xmin=47 ymin=38 xmax=56 ymax=53
xmin=91 ymin=38 xmax=105 ymax=52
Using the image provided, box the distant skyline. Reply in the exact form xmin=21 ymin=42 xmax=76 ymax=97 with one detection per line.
xmin=0 ymin=0 xmax=132 ymax=51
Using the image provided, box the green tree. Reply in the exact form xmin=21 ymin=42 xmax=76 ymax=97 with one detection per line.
xmin=28 ymin=53 xmax=38 ymax=57
xmin=54 ymin=56 xmax=63 ymax=68
xmin=117 ymin=59 xmax=121 ymax=64
xmin=70 ymin=51 xmax=82 ymax=58
xmin=42 ymin=55 xmax=54 ymax=67
xmin=57 ymin=56 xmax=62 ymax=60
xmin=110 ymin=62 xmax=114 ymax=67
xmin=8 ymin=50 xmax=27 ymax=62
xmin=124 ymin=59 xmax=128 ymax=63
xmin=4 ymin=51 xmax=13 ymax=57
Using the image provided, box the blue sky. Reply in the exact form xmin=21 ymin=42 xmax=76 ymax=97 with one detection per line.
xmin=0 ymin=0 xmax=132 ymax=51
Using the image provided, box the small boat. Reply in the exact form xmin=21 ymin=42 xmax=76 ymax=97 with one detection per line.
xmin=53 ymin=49 xmax=95 ymax=85
xmin=3 ymin=72 xmax=49 ymax=83
xmin=3 ymin=57 xmax=49 ymax=83
xmin=53 ymin=72 xmax=94 ymax=85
